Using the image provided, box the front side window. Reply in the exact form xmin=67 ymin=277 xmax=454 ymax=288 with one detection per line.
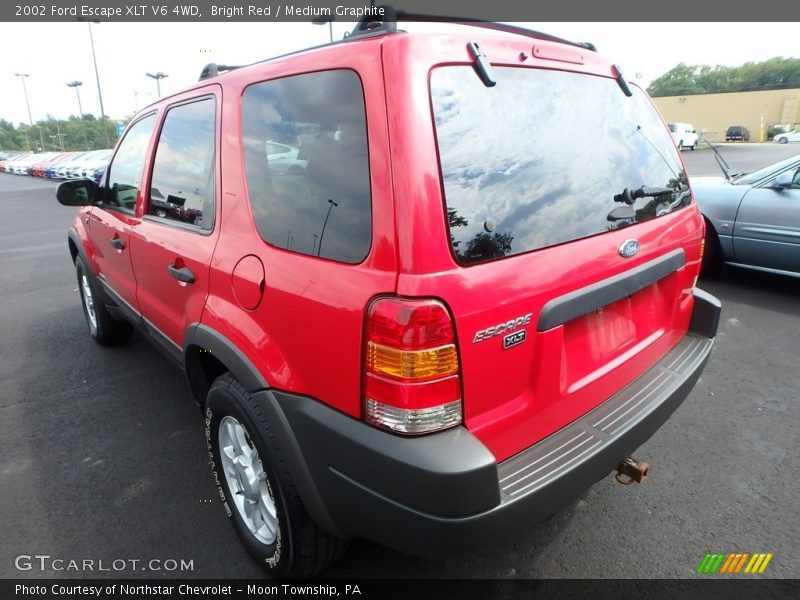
xmin=105 ymin=114 xmax=156 ymax=211
xmin=431 ymin=67 xmax=690 ymax=265
xmin=148 ymin=98 xmax=216 ymax=230
xmin=242 ymin=70 xmax=371 ymax=263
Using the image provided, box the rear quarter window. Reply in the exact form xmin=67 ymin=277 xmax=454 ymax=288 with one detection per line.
xmin=242 ymin=69 xmax=371 ymax=263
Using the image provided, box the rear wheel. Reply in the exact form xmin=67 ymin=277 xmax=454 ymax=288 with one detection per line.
xmin=205 ymin=374 xmax=346 ymax=577
xmin=75 ymin=256 xmax=133 ymax=345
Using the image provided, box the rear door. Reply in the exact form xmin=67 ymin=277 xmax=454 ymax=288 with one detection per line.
xmin=128 ymin=90 xmax=220 ymax=361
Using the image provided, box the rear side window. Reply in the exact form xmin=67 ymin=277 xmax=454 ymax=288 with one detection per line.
xmin=148 ymin=97 xmax=216 ymax=230
xmin=431 ymin=67 xmax=690 ymax=265
xmin=242 ymin=70 xmax=371 ymax=263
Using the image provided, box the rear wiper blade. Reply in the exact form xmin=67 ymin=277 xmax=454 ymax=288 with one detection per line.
xmin=613 ymin=185 xmax=674 ymax=205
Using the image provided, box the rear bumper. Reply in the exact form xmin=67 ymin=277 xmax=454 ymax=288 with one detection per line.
xmin=261 ymin=288 xmax=720 ymax=559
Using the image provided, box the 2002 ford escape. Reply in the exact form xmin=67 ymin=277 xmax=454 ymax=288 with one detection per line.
xmin=56 ymin=11 xmax=721 ymax=577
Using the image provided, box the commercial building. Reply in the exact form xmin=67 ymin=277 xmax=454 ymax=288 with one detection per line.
xmin=652 ymin=88 xmax=800 ymax=142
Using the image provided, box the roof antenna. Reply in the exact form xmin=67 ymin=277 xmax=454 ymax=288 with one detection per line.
xmin=348 ymin=3 xmax=397 ymax=38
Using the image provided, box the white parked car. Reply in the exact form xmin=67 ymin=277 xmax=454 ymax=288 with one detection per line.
xmin=0 ymin=153 xmax=32 ymax=174
xmin=10 ymin=152 xmax=57 ymax=175
xmin=66 ymin=150 xmax=112 ymax=179
xmin=774 ymin=130 xmax=800 ymax=144
xmin=52 ymin=152 xmax=92 ymax=179
xmin=74 ymin=150 xmax=112 ymax=179
xmin=668 ymin=122 xmax=698 ymax=151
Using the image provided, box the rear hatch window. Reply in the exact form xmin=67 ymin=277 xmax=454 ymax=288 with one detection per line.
xmin=431 ymin=66 xmax=690 ymax=265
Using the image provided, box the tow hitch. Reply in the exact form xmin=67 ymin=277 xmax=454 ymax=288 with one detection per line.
xmin=615 ymin=457 xmax=650 ymax=485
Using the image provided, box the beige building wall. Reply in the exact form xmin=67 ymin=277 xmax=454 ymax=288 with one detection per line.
xmin=652 ymin=88 xmax=800 ymax=143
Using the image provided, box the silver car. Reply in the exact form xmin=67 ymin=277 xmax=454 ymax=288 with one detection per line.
xmin=693 ymin=153 xmax=800 ymax=278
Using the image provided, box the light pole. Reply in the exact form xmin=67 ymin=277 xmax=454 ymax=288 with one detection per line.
xmin=317 ymin=198 xmax=339 ymax=256
xmin=67 ymin=80 xmax=90 ymax=150
xmin=83 ymin=20 xmax=111 ymax=147
xmin=145 ymin=72 xmax=168 ymax=97
xmin=15 ymin=73 xmax=45 ymax=152
xmin=312 ymin=15 xmax=334 ymax=43
xmin=55 ymin=122 xmax=65 ymax=151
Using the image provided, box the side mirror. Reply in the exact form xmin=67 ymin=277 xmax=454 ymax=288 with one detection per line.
xmin=767 ymin=171 xmax=794 ymax=191
xmin=56 ymin=179 xmax=100 ymax=206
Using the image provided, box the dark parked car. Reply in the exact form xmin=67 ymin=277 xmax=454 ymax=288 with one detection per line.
xmin=693 ymin=152 xmax=800 ymax=277
xmin=726 ymin=125 xmax=750 ymax=142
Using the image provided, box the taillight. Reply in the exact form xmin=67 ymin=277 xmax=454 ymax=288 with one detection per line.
xmin=364 ymin=297 xmax=462 ymax=435
xmin=696 ymin=238 xmax=705 ymax=287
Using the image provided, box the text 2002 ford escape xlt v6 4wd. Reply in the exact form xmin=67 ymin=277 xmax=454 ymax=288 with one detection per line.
xmin=56 ymin=12 xmax=721 ymax=577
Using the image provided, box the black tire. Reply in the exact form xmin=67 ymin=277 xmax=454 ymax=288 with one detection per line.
xmin=75 ymin=256 xmax=133 ymax=345
xmin=204 ymin=373 xmax=346 ymax=577
xmin=778 ymin=137 xmax=788 ymax=144
xmin=690 ymin=141 xmax=697 ymax=151
xmin=701 ymin=221 xmax=723 ymax=278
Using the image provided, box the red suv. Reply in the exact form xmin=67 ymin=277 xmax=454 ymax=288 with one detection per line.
xmin=56 ymin=14 xmax=720 ymax=577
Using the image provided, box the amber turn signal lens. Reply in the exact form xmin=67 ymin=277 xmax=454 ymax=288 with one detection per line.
xmin=367 ymin=342 xmax=459 ymax=381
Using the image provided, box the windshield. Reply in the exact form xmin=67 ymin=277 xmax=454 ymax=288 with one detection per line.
xmin=734 ymin=155 xmax=800 ymax=186
xmin=431 ymin=66 xmax=690 ymax=266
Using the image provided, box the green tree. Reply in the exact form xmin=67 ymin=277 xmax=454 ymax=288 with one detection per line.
xmin=648 ymin=57 xmax=800 ymax=97
xmin=0 ymin=114 xmax=124 ymax=152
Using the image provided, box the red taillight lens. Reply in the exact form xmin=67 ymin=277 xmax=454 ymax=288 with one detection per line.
xmin=367 ymin=300 xmax=455 ymax=349
xmin=364 ymin=297 xmax=462 ymax=435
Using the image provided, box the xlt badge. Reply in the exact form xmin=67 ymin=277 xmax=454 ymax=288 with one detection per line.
xmin=503 ymin=330 xmax=526 ymax=349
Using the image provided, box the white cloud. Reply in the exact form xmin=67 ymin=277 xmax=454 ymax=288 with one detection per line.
xmin=0 ymin=21 xmax=797 ymax=127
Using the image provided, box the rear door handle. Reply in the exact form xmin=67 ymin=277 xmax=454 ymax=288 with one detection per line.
xmin=109 ymin=237 xmax=125 ymax=250
xmin=168 ymin=264 xmax=196 ymax=284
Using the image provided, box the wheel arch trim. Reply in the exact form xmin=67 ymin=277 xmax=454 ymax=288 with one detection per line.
xmin=184 ymin=323 xmax=269 ymax=393
xmin=67 ymin=227 xmax=111 ymax=306
xmin=186 ymin=325 xmax=342 ymax=536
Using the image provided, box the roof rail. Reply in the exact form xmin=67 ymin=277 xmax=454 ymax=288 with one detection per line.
xmin=198 ymin=63 xmax=243 ymax=81
xmin=346 ymin=5 xmax=596 ymax=52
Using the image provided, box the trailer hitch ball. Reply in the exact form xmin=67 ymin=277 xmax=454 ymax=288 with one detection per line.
xmin=615 ymin=457 xmax=650 ymax=485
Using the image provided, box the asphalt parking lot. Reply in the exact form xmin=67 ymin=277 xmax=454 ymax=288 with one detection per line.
xmin=1 ymin=143 xmax=798 ymax=580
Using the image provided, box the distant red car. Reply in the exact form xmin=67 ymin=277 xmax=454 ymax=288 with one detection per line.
xmin=56 ymin=14 xmax=720 ymax=577
xmin=30 ymin=152 xmax=78 ymax=178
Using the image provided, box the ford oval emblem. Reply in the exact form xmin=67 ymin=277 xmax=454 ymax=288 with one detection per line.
xmin=619 ymin=239 xmax=640 ymax=258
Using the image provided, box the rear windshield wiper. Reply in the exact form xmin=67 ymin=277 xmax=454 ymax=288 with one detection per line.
xmin=613 ymin=185 xmax=674 ymax=205
xmin=467 ymin=42 xmax=496 ymax=87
